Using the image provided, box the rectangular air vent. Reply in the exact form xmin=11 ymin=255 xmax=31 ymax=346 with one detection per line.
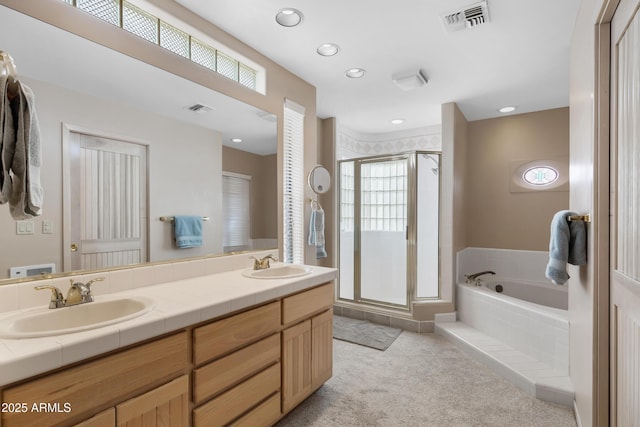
xmin=441 ymin=1 xmax=490 ymax=32
xmin=185 ymin=103 xmax=214 ymax=113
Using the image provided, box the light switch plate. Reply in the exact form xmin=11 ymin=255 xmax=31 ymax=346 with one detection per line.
xmin=16 ymin=220 xmax=35 ymax=235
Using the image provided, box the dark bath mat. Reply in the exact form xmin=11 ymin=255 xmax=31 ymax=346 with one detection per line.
xmin=333 ymin=315 xmax=402 ymax=351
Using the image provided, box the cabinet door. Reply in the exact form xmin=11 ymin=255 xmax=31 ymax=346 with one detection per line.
xmin=116 ymin=375 xmax=189 ymax=427
xmin=311 ymin=309 xmax=333 ymax=389
xmin=282 ymin=320 xmax=312 ymax=413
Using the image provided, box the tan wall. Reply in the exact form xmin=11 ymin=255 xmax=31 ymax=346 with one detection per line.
xmin=317 ymin=118 xmax=337 ymax=268
xmin=438 ymin=103 xmax=468 ymax=306
xmin=222 ymin=147 xmax=277 ymax=239
xmin=465 ymin=108 xmax=570 ymax=251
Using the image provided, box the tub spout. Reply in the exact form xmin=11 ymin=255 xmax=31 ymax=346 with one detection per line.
xmin=464 ymin=270 xmax=496 ymax=286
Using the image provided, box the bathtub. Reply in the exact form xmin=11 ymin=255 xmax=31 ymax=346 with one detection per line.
xmin=456 ymin=280 xmax=569 ymax=374
xmin=484 ymin=279 xmax=568 ymax=310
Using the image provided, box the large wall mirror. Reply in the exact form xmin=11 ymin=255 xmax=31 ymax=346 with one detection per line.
xmin=0 ymin=5 xmax=278 ymax=283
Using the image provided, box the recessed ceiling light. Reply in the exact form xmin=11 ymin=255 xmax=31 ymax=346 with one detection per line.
xmin=275 ymin=8 xmax=303 ymax=27
xmin=499 ymin=106 xmax=517 ymax=113
xmin=346 ymin=68 xmax=366 ymax=78
xmin=231 ymin=138 xmax=243 ymax=143
xmin=391 ymin=118 xmax=405 ymax=125
xmin=317 ymin=43 xmax=340 ymax=56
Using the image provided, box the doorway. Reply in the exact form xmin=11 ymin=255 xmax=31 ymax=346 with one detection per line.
xmin=63 ymin=125 xmax=149 ymax=271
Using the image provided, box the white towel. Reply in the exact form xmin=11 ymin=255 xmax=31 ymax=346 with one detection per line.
xmin=9 ymin=80 xmax=42 ymax=219
xmin=545 ymin=210 xmax=587 ymax=285
xmin=0 ymin=76 xmax=42 ymax=219
xmin=308 ymin=206 xmax=327 ymax=259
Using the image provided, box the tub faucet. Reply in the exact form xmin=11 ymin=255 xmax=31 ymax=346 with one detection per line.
xmin=464 ymin=270 xmax=496 ymax=286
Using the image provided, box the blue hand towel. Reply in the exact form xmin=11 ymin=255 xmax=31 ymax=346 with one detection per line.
xmin=545 ymin=210 xmax=587 ymax=285
xmin=308 ymin=207 xmax=327 ymax=259
xmin=173 ymin=215 xmax=203 ymax=248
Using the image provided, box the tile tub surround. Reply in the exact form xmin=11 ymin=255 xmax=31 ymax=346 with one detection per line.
xmin=457 ymin=247 xmax=551 ymax=284
xmin=436 ymin=322 xmax=574 ymax=407
xmin=443 ymin=247 xmax=573 ymax=407
xmin=0 ymin=253 xmax=337 ymax=386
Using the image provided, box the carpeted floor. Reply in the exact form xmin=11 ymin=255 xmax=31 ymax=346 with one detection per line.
xmin=276 ymin=329 xmax=577 ymax=427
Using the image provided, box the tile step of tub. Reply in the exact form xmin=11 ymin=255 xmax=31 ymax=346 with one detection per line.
xmin=435 ymin=321 xmax=574 ymax=407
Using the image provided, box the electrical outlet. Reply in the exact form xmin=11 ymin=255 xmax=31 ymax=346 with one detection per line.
xmin=42 ymin=220 xmax=53 ymax=234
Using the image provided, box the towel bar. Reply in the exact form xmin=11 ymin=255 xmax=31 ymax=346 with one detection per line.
xmin=160 ymin=216 xmax=210 ymax=222
xmin=568 ymin=214 xmax=591 ymax=223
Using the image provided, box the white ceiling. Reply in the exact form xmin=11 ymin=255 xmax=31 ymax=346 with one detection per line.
xmin=175 ymin=0 xmax=581 ymax=134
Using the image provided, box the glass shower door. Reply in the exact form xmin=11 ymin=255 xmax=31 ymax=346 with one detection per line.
xmin=358 ymin=156 xmax=409 ymax=307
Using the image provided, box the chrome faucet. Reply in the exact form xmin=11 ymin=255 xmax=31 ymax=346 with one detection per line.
xmin=35 ymin=277 xmax=105 ymax=309
xmin=250 ymin=254 xmax=278 ymax=270
xmin=464 ymin=270 xmax=496 ymax=286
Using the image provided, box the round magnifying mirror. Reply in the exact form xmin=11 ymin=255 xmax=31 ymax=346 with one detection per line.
xmin=308 ymin=165 xmax=331 ymax=194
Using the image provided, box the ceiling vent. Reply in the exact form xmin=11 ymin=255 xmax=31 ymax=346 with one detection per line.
xmin=441 ymin=1 xmax=490 ymax=32
xmin=392 ymin=70 xmax=428 ymax=91
xmin=185 ymin=103 xmax=214 ymax=113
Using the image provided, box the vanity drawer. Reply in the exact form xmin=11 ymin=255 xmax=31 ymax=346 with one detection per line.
xmin=193 ymin=301 xmax=280 ymax=365
xmin=282 ymin=283 xmax=334 ymax=326
xmin=229 ymin=392 xmax=281 ymax=427
xmin=193 ymin=333 xmax=280 ymax=404
xmin=193 ymin=363 xmax=281 ymax=427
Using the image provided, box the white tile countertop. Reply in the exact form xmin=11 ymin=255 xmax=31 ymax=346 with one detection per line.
xmin=0 ymin=263 xmax=337 ymax=387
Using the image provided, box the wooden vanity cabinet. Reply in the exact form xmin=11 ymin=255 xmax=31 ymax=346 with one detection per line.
xmin=0 ymin=282 xmax=335 ymax=427
xmin=281 ymin=283 xmax=334 ymax=414
xmin=0 ymin=332 xmax=188 ymax=427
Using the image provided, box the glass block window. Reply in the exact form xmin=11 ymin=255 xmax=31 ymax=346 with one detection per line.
xmin=239 ymin=63 xmax=257 ymax=90
xmin=191 ymin=38 xmax=217 ymax=71
xmin=160 ymin=21 xmax=189 ymax=58
xmin=217 ymin=51 xmax=239 ymax=81
xmin=77 ymin=0 xmax=120 ymax=26
xmin=360 ymin=160 xmax=407 ymax=232
xmin=340 ymin=162 xmax=355 ymax=232
xmin=522 ymin=166 xmax=559 ymax=186
xmin=123 ymin=2 xmax=158 ymax=44
xmin=67 ymin=0 xmax=261 ymax=91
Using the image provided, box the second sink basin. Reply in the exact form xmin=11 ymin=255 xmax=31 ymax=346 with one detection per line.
xmin=0 ymin=296 xmax=155 ymax=339
xmin=242 ymin=264 xmax=312 ymax=279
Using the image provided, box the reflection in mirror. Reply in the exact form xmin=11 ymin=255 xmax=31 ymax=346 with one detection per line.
xmin=0 ymin=5 xmax=277 ymax=282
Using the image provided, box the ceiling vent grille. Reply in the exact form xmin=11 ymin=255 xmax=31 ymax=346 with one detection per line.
xmin=441 ymin=1 xmax=490 ymax=32
xmin=185 ymin=103 xmax=214 ymax=113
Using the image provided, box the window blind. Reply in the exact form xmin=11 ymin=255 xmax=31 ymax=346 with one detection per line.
xmin=222 ymin=173 xmax=251 ymax=251
xmin=283 ymin=100 xmax=305 ymax=264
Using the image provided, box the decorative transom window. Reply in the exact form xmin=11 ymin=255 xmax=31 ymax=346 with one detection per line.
xmin=64 ymin=0 xmax=260 ymax=91
xmin=522 ymin=166 xmax=559 ymax=186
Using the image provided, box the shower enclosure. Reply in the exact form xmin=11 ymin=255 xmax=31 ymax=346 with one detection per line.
xmin=338 ymin=151 xmax=440 ymax=311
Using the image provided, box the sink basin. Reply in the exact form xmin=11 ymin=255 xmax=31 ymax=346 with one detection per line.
xmin=242 ymin=265 xmax=312 ymax=279
xmin=0 ymin=296 xmax=154 ymax=338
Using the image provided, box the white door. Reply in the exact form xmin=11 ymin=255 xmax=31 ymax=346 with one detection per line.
xmin=610 ymin=0 xmax=640 ymax=424
xmin=64 ymin=128 xmax=148 ymax=271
